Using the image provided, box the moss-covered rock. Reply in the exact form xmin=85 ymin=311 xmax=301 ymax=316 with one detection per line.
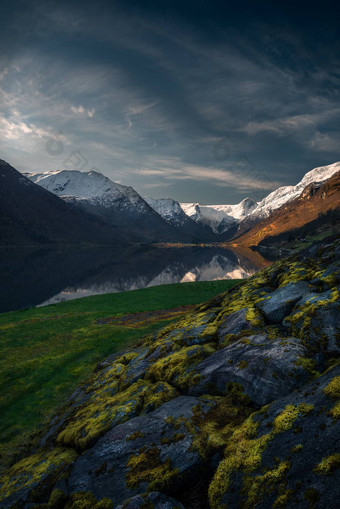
xmin=1 ymin=238 xmax=339 ymax=508
xmin=208 ymin=365 xmax=340 ymax=508
xmin=189 ymin=334 xmax=311 ymax=405
xmin=66 ymin=396 xmax=215 ymax=505
xmin=0 ymin=448 xmax=77 ymax=508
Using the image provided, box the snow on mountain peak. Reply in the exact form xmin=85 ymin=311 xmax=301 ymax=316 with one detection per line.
xmin=25 ymin=161 xmax=340 ymax=238
xmin=179 ymin=198 xmax=256 ymax=233
xmin=144 ymin=197 xmax=189 ymax=226
xmin=249 ymin=161 xmax=340 ymax=219
xmin=27 ymin=169 xmax=129 ymax=200
xmin=26 ymin=169 xmax=148 ymax=212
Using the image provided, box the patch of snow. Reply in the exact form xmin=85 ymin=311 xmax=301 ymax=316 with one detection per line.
xmin=180 ymin=198 xmax=256 ymax=233
xmin=26 ymin=169 xmax=153 ymax=214
xmin=249 ymin=161 xmax=340 ymax=220
xmin=145 ymin=197 xmax=189 ymax=227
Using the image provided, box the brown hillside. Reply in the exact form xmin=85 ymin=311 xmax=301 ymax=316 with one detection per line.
xmin=232 ymin=171 xmax=340 ymax=247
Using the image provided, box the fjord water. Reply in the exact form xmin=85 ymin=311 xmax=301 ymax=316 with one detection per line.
xmin=0 ymin=245 xmax=272 ymax=313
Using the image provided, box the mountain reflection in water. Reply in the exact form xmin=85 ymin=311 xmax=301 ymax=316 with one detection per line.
xmin=0 ymin=245 xmax=273 ymax=313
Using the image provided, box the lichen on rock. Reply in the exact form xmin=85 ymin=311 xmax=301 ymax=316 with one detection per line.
xmin=1 ymin=238 xmax=339 ymax=508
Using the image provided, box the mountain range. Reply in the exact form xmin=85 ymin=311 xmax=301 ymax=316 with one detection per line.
xmin=0 ymin=158 xmax=339 ymax=247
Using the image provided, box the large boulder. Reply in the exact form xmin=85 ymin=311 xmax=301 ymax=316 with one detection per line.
xmin=189 ymin=334 xmax=311 ymax=405
xmin=67 ymin=396 xmax=215 ymax=506
xmin=216 ymin=308 xmax=254 ymax=343
xmin=286 ymin=295 xmax=340 ymax=354
xmin=256 ymin=281 xmax=310 ymax=323
xmin=209 ymin=365 xmax=340 ymax=509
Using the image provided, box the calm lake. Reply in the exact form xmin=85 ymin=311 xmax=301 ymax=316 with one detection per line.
xmin=0 ymin=245 xmax=274 ymax=313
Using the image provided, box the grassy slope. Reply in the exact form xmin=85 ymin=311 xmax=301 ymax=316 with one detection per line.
xmin=0 ymin=279 xmax=240 ymax=467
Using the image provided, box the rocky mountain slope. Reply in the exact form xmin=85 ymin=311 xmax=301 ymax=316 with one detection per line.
xmin=0 ymin=160 xmax=125 ymax=247
xmin=180 ymin=162 xmax=340 ymax=238
xmin=1 ymin=238 xmax=339 ymax=508
xmin=25 ymin=161 xmax=340 ymax=244
xmin=27 ymin=170 xmax=188 ymax=243
xmin=234 ymin=162 xmax=340 ymax=241
xmin=234 ymin=170 xmax=340 ymax=247
xmin=180 ymin=198 xmax=256 ymax=236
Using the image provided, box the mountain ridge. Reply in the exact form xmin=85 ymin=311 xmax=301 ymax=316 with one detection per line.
xmin=14 ymin=159 xmax=340 ymax=246
xmin=0 ymin=160 xmax=127 ymax=247
xmin=233 ymin=170 xmax=340 ymax=247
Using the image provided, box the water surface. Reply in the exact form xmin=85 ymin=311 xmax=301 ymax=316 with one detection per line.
xmin=0 ymin=245 xmax=273 ymax=313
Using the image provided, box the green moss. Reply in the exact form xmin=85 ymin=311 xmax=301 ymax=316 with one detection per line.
xmin=146 ymin=344 xmax=214 ymax=390
xmin=277 ymin=260 xmax=317 ymax=288
xmin=329 ymin=401 xmax=340 ymax=420
xmin=189 ymin=385 xmax=254 ymax=459
xmin=57 ymin=380 xmax=149 ymax=450
xmin=208 ymin=403 xmax=301 ymax=508
xmin=290 ymin=444 xmax=303 ymax=454
xmin=273 ymin=405 xmax=299 ymax=433
xmin=237 ymin=360 xmax=249 ymax=370
xmin=313 ymin=453 xmax=340 ymax=475
xmin=160 ymin=433 xmax=185 ymax=445
xmin=65 ymin=492 xmax=113 ymax=509
xmin=126 ymin=430 xmax=145 ymax=441
xmin=273 ymin=489 xmax=294 ymax=508
xmin=0 ymin=448 xmax=77 ymax=504
xmin=298 ymin=403 xmax=314 ymax=415
xmin=295 ymin=357 xmax=319 ymax=377
xmin=126 ymin=446 xmax=179 ymax=491
xmin=242 ymin=460 xmax=291 ymax=508
xmin=323 ymin=375 xmax=340 ymax=399
xmin=57 ymin=376 xmax=179 ymax=451
xmin=143 ymin=382 xmax=179 ymax=412
xmin=48 ymin=488 xmax=67 ymax=508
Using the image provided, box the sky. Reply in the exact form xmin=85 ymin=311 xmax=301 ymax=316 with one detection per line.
xmin=0 ymin=0 xmax=339 ymax=204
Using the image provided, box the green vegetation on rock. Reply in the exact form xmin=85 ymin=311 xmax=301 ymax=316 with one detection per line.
xmin=0 ymin=238 xmax=339 ymax=508
xmin=0 ymin=280 xmax=239 ymax=470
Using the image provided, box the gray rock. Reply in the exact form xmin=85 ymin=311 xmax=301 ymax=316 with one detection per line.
xmin=67 ymin=396 xmax=215 ymax=505
xmin=296 ymin=301 xmax=340 ymax=353
xmin=189 ymin=334 xmax=310 ymax=405
xmin=174 ymin=311 xmax=218 ymax=346
xmin=218 ymin=365 xmax=340 ymax=509
xmin=296 ymin=289 xmax=334 ymax=308
xmin=217 ymin=308 xmax=254 ymax=343
xmin=256 ymin=281 xmax=310 ymax=323
xmin=117 ymin=491 xmax=185 ymax=509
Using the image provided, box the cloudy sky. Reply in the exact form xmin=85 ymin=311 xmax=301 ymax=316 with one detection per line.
xmin=0 ymin=0 xmax=339 ymax=203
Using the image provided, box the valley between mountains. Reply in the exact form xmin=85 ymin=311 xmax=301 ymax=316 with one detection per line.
xmin=1 ymin=158 xmax=339 ymax=248
xmin=0 ymin=158 xmax=339 ymax=508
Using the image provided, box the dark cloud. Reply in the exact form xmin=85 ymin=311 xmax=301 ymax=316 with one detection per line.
xmin=0 ymin=0 xmax=339 ymax=203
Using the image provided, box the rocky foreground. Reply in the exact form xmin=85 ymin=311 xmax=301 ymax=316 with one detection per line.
xmin=0 ymin=241 xmax=339 ymax=508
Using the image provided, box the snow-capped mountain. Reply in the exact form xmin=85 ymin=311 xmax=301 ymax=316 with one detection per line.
xmin=144 ymin=196 xmax=216 ymax=241
xmin=180 ymin=198 xmax=256 ymax=234
xmin=25 ymin=161 xmax=340 ymax=244
xmin=145 ymin=197 xmax=190 ymax=227
xmin=26 ymin=170 xmax=185 ymax=243
xmin=0 ymin=160 xmax=123 ymax=247
xmin=234 ymin=161 xmax=340 ymax=239
xmin=248 ymin=162 xmax=340 ymax=221
xmin=28 ymin=170 xmax=154 ymax=214
xmin=179 ymin=162 xmax=340 ymax=238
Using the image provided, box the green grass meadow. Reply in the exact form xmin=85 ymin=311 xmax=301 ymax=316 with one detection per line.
xmin=0 ymin=279 xmax=240 ymax=468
